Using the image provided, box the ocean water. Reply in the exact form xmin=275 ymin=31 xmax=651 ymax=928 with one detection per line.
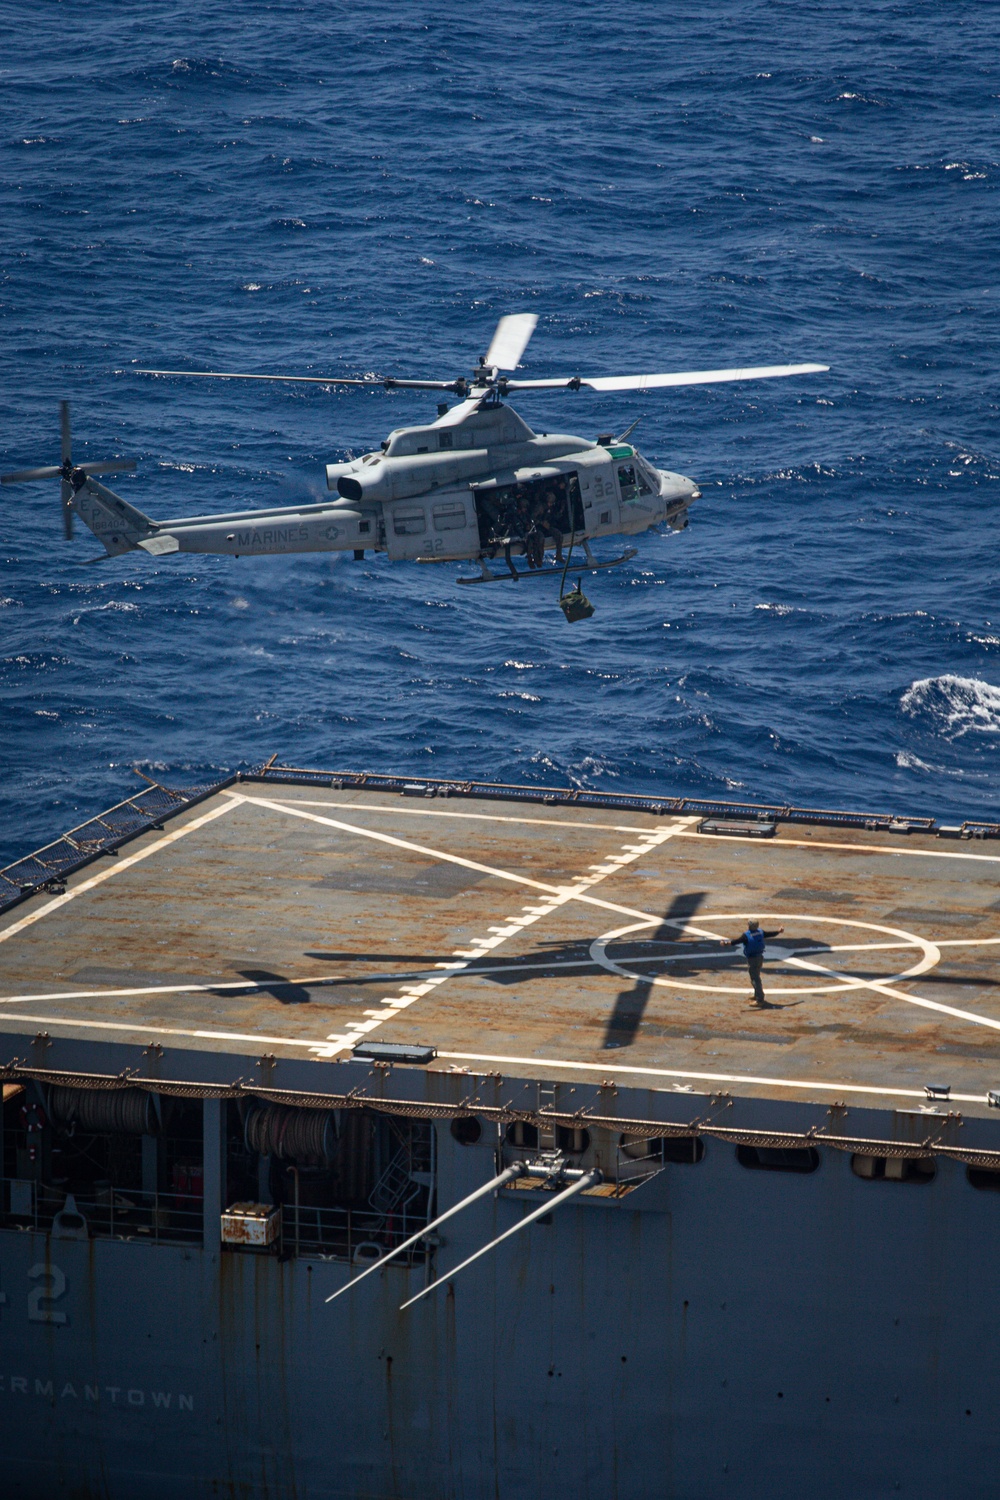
xmin=1 ymin=0 xmax=998 ymax=864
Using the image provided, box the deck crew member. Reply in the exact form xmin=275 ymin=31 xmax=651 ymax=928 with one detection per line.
xmin=726 ymin=919 xmax=784 ymax=1008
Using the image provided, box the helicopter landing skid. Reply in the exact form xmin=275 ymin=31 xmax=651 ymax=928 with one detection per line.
xmin=457 ymin=547 xmax=637 ymax=585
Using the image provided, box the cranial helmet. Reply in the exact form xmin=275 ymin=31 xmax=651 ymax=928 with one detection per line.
xmin=747 ymin=919 xmax=760 ymax=931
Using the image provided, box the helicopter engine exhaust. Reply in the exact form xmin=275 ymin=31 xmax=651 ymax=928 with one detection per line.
xmin=337 ymin=475 xmax=364 ymax=502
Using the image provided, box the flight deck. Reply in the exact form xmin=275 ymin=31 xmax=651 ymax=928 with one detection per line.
xmin=1 ymin=767 xmax=998 ymax=1118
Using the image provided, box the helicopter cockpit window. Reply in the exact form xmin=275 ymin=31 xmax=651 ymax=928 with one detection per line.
xmin=618 ymin=461 xmax=656 ymax=501
xmin=617 ymin=464 xmax=638 ymax=501
xmin=393 ymin=507 xmax=426 ymax=536
xmin=636 ymin=460 xmax=657 ymax=496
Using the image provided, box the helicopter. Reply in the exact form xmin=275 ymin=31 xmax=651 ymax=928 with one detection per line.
xmin=2 ymin=315 xmax=827 ymax=618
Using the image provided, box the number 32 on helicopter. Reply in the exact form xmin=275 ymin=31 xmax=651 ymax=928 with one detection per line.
xmin=2 ymin=315 xmax=827 ymax=621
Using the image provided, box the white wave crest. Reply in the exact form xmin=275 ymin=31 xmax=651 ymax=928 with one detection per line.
xmin=900 ymin=675 xmax=1000 ymax=738
xmin=895 ymin=749 xmax=990 ymax=783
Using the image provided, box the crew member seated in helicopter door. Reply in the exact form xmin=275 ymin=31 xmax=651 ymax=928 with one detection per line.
xmin=474 ymin=472 xmax=583 ymax=565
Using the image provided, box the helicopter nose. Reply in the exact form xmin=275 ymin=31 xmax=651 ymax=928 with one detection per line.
xmin=657 ymin=470 xmax=700 ymax=504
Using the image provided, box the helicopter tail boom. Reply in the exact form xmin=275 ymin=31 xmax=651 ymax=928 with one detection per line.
xmin=72 ymin=475 xmax=158 ymax=556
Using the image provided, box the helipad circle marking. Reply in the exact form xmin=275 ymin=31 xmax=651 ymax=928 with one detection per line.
xmin=589 ymin=913 xmax=940 ymax=996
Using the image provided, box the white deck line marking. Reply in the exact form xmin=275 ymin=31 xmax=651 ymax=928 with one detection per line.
xmin=593 ymin=912 xmax=1000 ymax=1032
xmin=251 ymin=797 xmax=655 ymax=835
xmin=235 ymin=795 xmax=701 ymax=933
xmin=4 ymin=999 xmax=991 ymax=1098
xmin=0 ymin=1013 xmax=345 ymax=1049
xmin=0 ymin=976 xmax=344 ymax=1006
xmin=233 ymin=793 xmax=612 ymax=896
xmin=434 ymin=1052 xmax=990 ymax=1106
xmin=235 ymin=804 xmax=1000 ymax=1038
xmin=233 ymin=794 xmax=696 ymax=1057
xmin=677 ymin=829 xmax=1000 ymax=864
xmin=254 ymin=798 xmax=1000 ymax=864
xmin=0 ymin=799 xmax=239 ymax=945
xmin=934 ymin=937 xmax=1000 ymax=947
xmin=783 ymin=953 xmax=1000 ymax=1033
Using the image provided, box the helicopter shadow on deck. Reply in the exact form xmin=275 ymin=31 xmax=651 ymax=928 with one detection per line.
xmin=209 ymin=969 xmax=313 ymax=1005
xmin=200 ymin=912 xmax=996 ymax=1014
xmin=214 ymin=936 xmax=995 ymax=1016
xmin=603 ymin=893 xmax=709 ymax=1049
xmin=299 ymin=927 xmax=840 ymax=989
xmin=300 ymin=912 xmax=835 ymax=1008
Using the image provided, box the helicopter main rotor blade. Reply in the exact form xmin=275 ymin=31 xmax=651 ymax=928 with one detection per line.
xmin=484 ymin=313 xmax=538 ymax=371
xmin=435 ymin=396 xmax=486 ymax=427
xmin=60 ymin=400 xmax=72 ymax=464
xmin=504 ymin=361 xmax=829 ymax=392
xmin=136 ymin=368 xmax=463 ymax=393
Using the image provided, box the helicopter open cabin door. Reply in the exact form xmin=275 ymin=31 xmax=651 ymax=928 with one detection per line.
xmin=473 ymin=469 xmax=585 ymax=563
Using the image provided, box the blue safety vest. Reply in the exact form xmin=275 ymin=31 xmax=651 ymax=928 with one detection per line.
xmin=742 ymin=929 xmax=766 ymax=957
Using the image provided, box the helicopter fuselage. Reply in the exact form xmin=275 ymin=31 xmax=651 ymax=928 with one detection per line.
xmin=7 ymin=317 xmax=825 ymax=581
xmin=107 ymin=398 xmax=697 ymax=567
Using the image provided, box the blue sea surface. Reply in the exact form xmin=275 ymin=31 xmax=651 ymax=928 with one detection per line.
xmin=1 ymin=1 xmax=998 ymax=863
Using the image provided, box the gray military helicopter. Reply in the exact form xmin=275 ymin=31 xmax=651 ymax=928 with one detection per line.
xmin=2 ymin=315 xmax=826 ymax=617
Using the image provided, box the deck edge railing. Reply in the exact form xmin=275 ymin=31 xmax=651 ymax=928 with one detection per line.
xmin=3 ymin=760 xmax=997 ymax=918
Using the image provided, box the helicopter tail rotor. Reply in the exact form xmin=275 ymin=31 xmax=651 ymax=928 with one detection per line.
xmin=1 ymin=401 xmax=137 ymax=540
xmin=59 ymin=400 xmax=73 ymax=538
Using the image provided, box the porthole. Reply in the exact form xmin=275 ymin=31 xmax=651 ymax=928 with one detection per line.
xmin=967 ymin=1166 xmax=1000 ymax=1192
xmin=620 ymin=1134 xmax=705 ymax=1164
xmin=737 ymin=1145 xmax=820 ymax=1174
xmin=662 ymin=1137 xmax=705 ymax=1165
xmin=555 ymin=1125 xmax=590 ymax=1155
xmin=851 ymin=1154 xmax=935 ymax=1184
xmin=451 ymin=1116 xmax=482 ymax=1146
xmin=505 ymin=1121 xmax=538 ymax=1150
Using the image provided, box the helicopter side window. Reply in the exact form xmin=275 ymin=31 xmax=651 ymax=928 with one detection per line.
xmin=438 ymin=431 xmax=453 ymax=450
xmin=617 ymin=464 xmax=638 ymax=502
xmin=393 ymin=507 xmax=426 ymax=536
xmin=433 ymin=502 xmax=467 ymax=531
